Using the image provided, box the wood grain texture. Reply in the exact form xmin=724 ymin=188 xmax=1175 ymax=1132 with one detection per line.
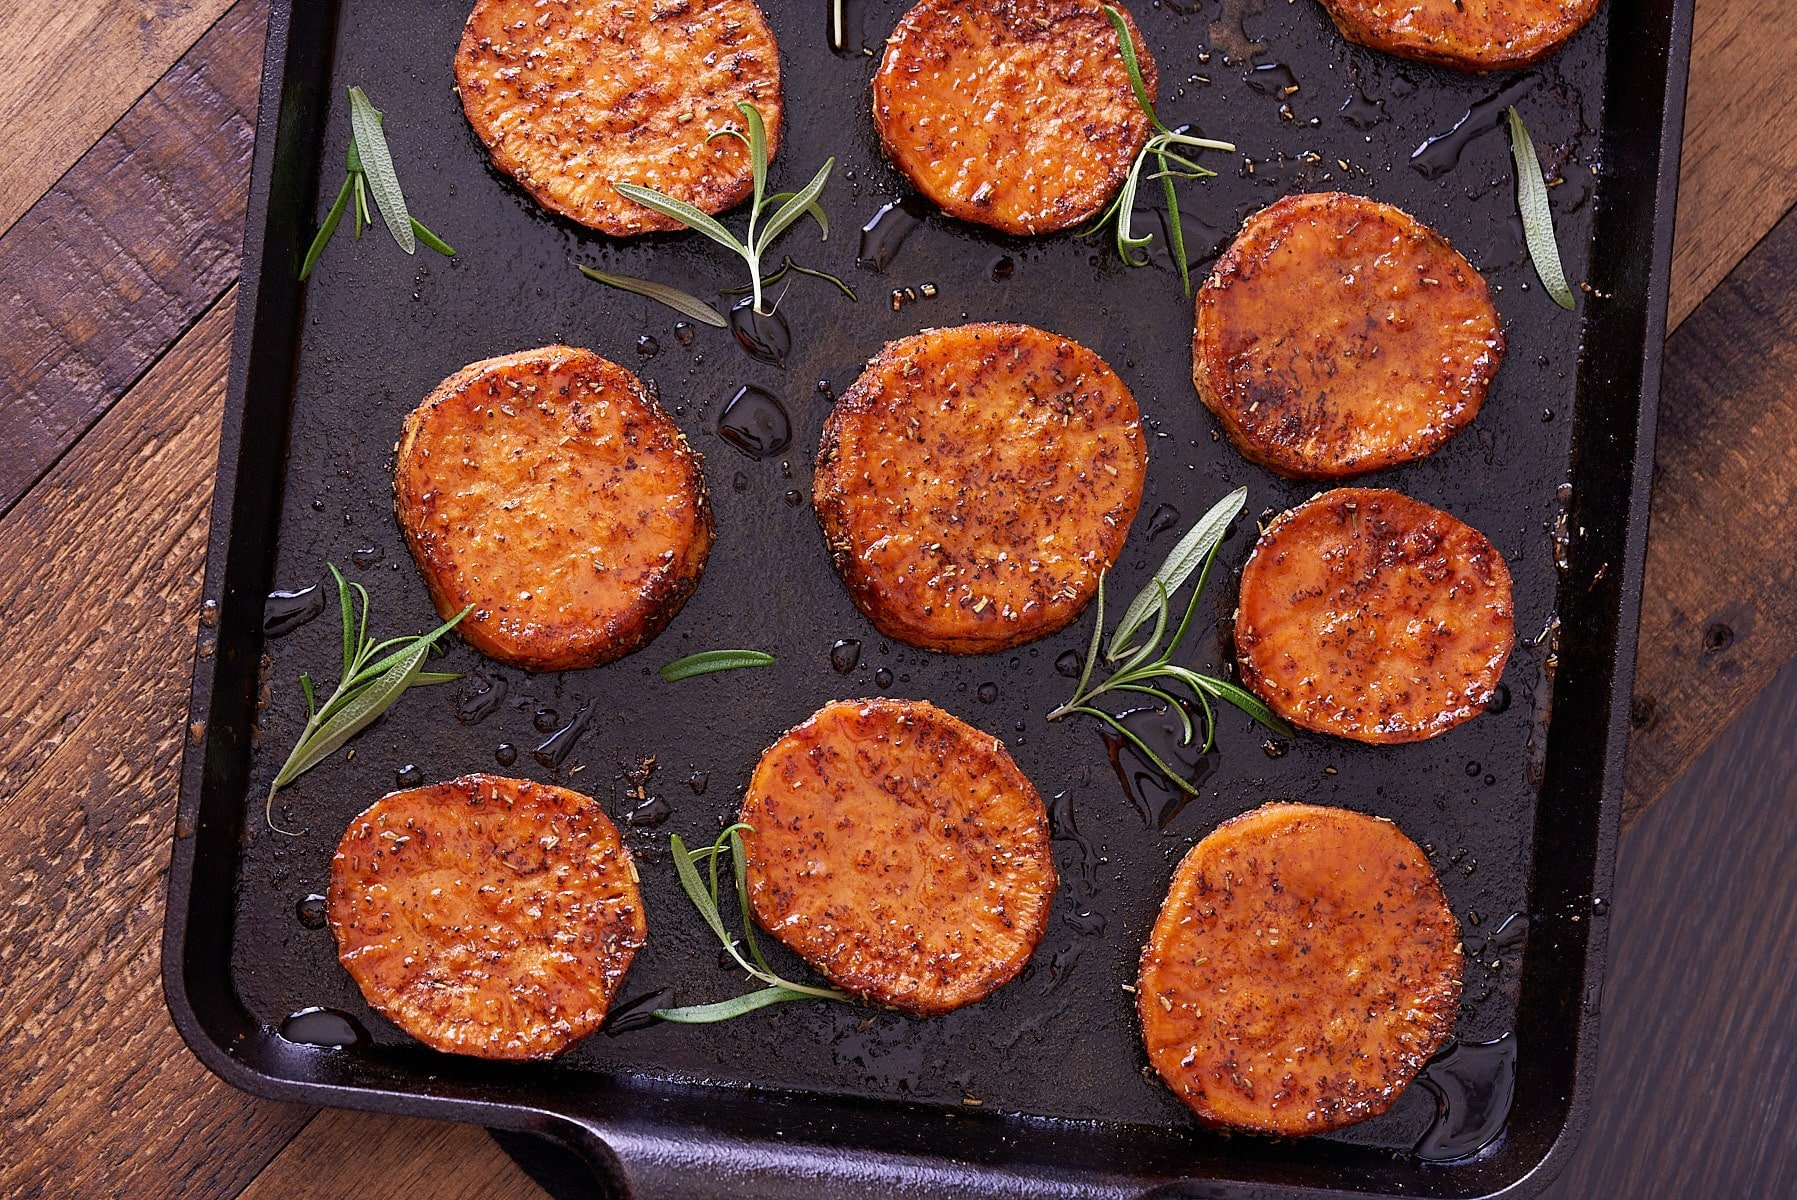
xmin=1623 ymin=201 xmax=1797 ymax=827
xmin=237 ymin=1110 xmax=549 ymax=1200
xmin=0 ymin=0 xmax=236 ymax=235
xmin=0 ymin=0 xmax=1786 ymax=1196
xmin=0 ymin=0 xmax=264 ymax=514
xmin=1545 ymin=658 xmax=1797 ymax=1198
xmin=0 ymin=295 xmax=312 ymax=1200
xmin=1666 ymin=0 xmax=1797 ymax=327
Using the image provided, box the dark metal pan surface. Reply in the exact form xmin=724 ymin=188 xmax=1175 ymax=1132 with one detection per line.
xmin=165 ymin=1 xmax=1692 ymax=1195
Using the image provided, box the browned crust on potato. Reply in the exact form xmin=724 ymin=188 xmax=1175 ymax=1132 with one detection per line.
xmin=872 ymin=0 xmax=1159 ymax=235
xmin=813 ymin=323 xmax=1146 ymax=654
xmin=394 ymin=345 xmax=713 ymax=673
xmin=1194 ymin=193 xmax=1504 ymax=479
xmin=1235 ymin=488 xmax=1515 ymax=743
xmin=1139 ymin=802 xmax=1462 ymax=1135
xmin=327 ymin=774 xmax=647 ymax=1060
xmin=739 ymin=698 xmax=1057 ymax=1015
xmin=1317 ymin=0 xmax=1602 ymax=72
xmin=455 ymin=0 xmax=783 ymax=236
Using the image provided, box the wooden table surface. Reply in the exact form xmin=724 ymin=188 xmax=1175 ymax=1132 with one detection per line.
xmin=2 ymin=1 xmax=1793 ymax=1196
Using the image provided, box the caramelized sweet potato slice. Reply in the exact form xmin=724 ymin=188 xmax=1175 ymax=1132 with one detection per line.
xmin=1139 ymin=802 xmax=1462 ymax=1135
xmin=395 ymin=345 xmax=713 ymax=672
xmin=1234 ymin=487 xmax=1515 ymax=743
xmin=456 ymin=0 xmax=782 ymax=235
xmin=329 ymin=775 xmax=646 ymax=1060
xmin=814 ymin=322 xmax=1145 ymax=654
xmin=740 ymin=698 xmax=1057 ymax=1015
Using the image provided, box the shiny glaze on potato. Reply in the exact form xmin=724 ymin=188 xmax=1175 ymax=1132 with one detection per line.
xmin=328 ymin=775 xmax=646 ymax=1060
xmin=1194 ymin=193 xmax=1503 ymax=479
xmin=739 ymin=698 xmax=1057 ymax=1015
xmin=872 ymin=0 xmax=1158 ymax=234
xmin=395 ymin=345 xmax=712 ymax=672
xmin=1318 ymin=0 xmax=1603 ymax=73
xmin=814 ymin=322 xmax=1145 ymax=654
xmin=1139 ymin=802 xmax=1462 ymax=1135
xmin=1234 ymin=488 xmax=1515 ymax=743
xmin=456 ymin=0 xmax=782 ymax=235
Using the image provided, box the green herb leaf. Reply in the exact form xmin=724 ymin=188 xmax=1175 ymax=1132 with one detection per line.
xmin=300 ymin=174 xmax=354 ymax=280
xmin=763 ymin=192 xmax=829 ymax=240
xmin=614 ymin=183 xmax=747 ymax=255
xmin=346 ymin=86 xmax=416 ymax=254
xmin=1048 ymin=489 xmax=1289 ymax=799
xmin=1101 ymin=5 xmax=1165 ymax=133
xmin=757 ymin=157 xmax=835 ymax=250
xmin=1505 ymin=106 xmax=1576 ymax=311
xmin=608 ymin=103 xmax=840 ymax=317
xmin=659 ymin=649 xmax=775 ymax=682
xmin=410 ymin=218 xmax=455 ymax=258
xmin=657 ymin=824 xmax=852 ymax=1025
xmin=579 ymin=265 xmax=728 ymax=327
xmin=264 ymin=567 xmax=468 ymax=833
xmin=1109 ymin=487 xmax=1247 ymax=660
xmin=653 ymin=986 xmax=819 ymax=1024
xmin=1087 ymin=7 xmax=1233 ymax=296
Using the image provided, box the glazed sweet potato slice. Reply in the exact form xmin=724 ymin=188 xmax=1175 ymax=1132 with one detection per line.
xmin=455 ymin=0 xmax=782 ymax=236
xmin=814 ymin=323 xmax=1146 ymax=654
xmin=739 ymin=698 xmax=1057 ymax=1015
xmin=872 ymin=0 xmax=1158 ymax=235
xmin=1194 ymin=193 xmax=1504 ymax=479
xmin=1139 ymin=802 xmax=1462 ymax=1135
xmin=1317 ymin=0 xmax=1602 ymax=73
xmin=328 ymin=775 xmax=647 ymax=1060
xmin=1234 ymin=488 xmax=1514 ymax=743
xmin=395 ymin=345 xmax=713 ymax=673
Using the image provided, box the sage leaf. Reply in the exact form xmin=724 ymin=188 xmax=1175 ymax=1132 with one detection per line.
xmin=1505 ymin=106 xmax=1576 ymax=311
xmin=300 ymin=174 xmax=354 ymax=280
xmin=1109 ymin=487 xmax=1247 ymax=660
xmin=579 ymin=266 xmax=728 ymax=328
xmin=347 ymin=86 xmax=415 ymax=253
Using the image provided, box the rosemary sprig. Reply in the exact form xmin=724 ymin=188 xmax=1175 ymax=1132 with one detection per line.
xmin=653 ymin=824 xmax=853 ymax=1023
xmin=265 ymin=565 xmax=469 ymax=833
xmin=299 ymin=86 xmax=455 ymax=280
xmin=591 ymin=101 xmax=836 ymax=318
xmin=1082 ymin=5 xmax=1234 ymax=296
xmin=1504 ymin=106 xmax=1576 ymax=311
xmin=659 ymin=649 xmax=775 ymax=682
xmin=1047 ymin=488 xmax=1293 ymax=793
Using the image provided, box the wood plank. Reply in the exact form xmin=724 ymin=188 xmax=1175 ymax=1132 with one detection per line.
xmin=0 ymin=0 xmax=236 ymax=235
xmin=1666 ymin=0 xmax=1797 ymax=327
xmin=0 ymin=0 xmax=265 ymax=513
xmin=1545 ymin=659 xmax=1797 ymax=1197
xmin=0 ymin=295 xmax=313 ymax=1200
xmin=1623 ymin=201 xmax=1797 ymax=826
xmin=237 ymin=1111 xmax=550 ymax=1200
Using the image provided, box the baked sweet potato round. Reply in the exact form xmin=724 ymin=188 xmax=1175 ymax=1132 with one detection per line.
xmin=1234 ymin=488 xmax=1515 ymax=743
xmin=739 ymin=698 xmax=1057 ymax=1015
xmin=1194 ymin=193 xmax=1503 ymax=479
xmin=395 ymin=345 xmax=713 ymax=673
xmin=872 ymin=0 xmax=1158 ymax=235
xmin=1317 ymin=0 xmax=1602 ymax=73
xmin=814 ymin=322 xmax=1146 ymax=654
xmin=455 ymin=0 xmax=782 ymax=236
xmin=328 ymin=774 xmax=647 ymax=1060
xmin=1139 ymin=802 xmax=1462 ymax=1135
